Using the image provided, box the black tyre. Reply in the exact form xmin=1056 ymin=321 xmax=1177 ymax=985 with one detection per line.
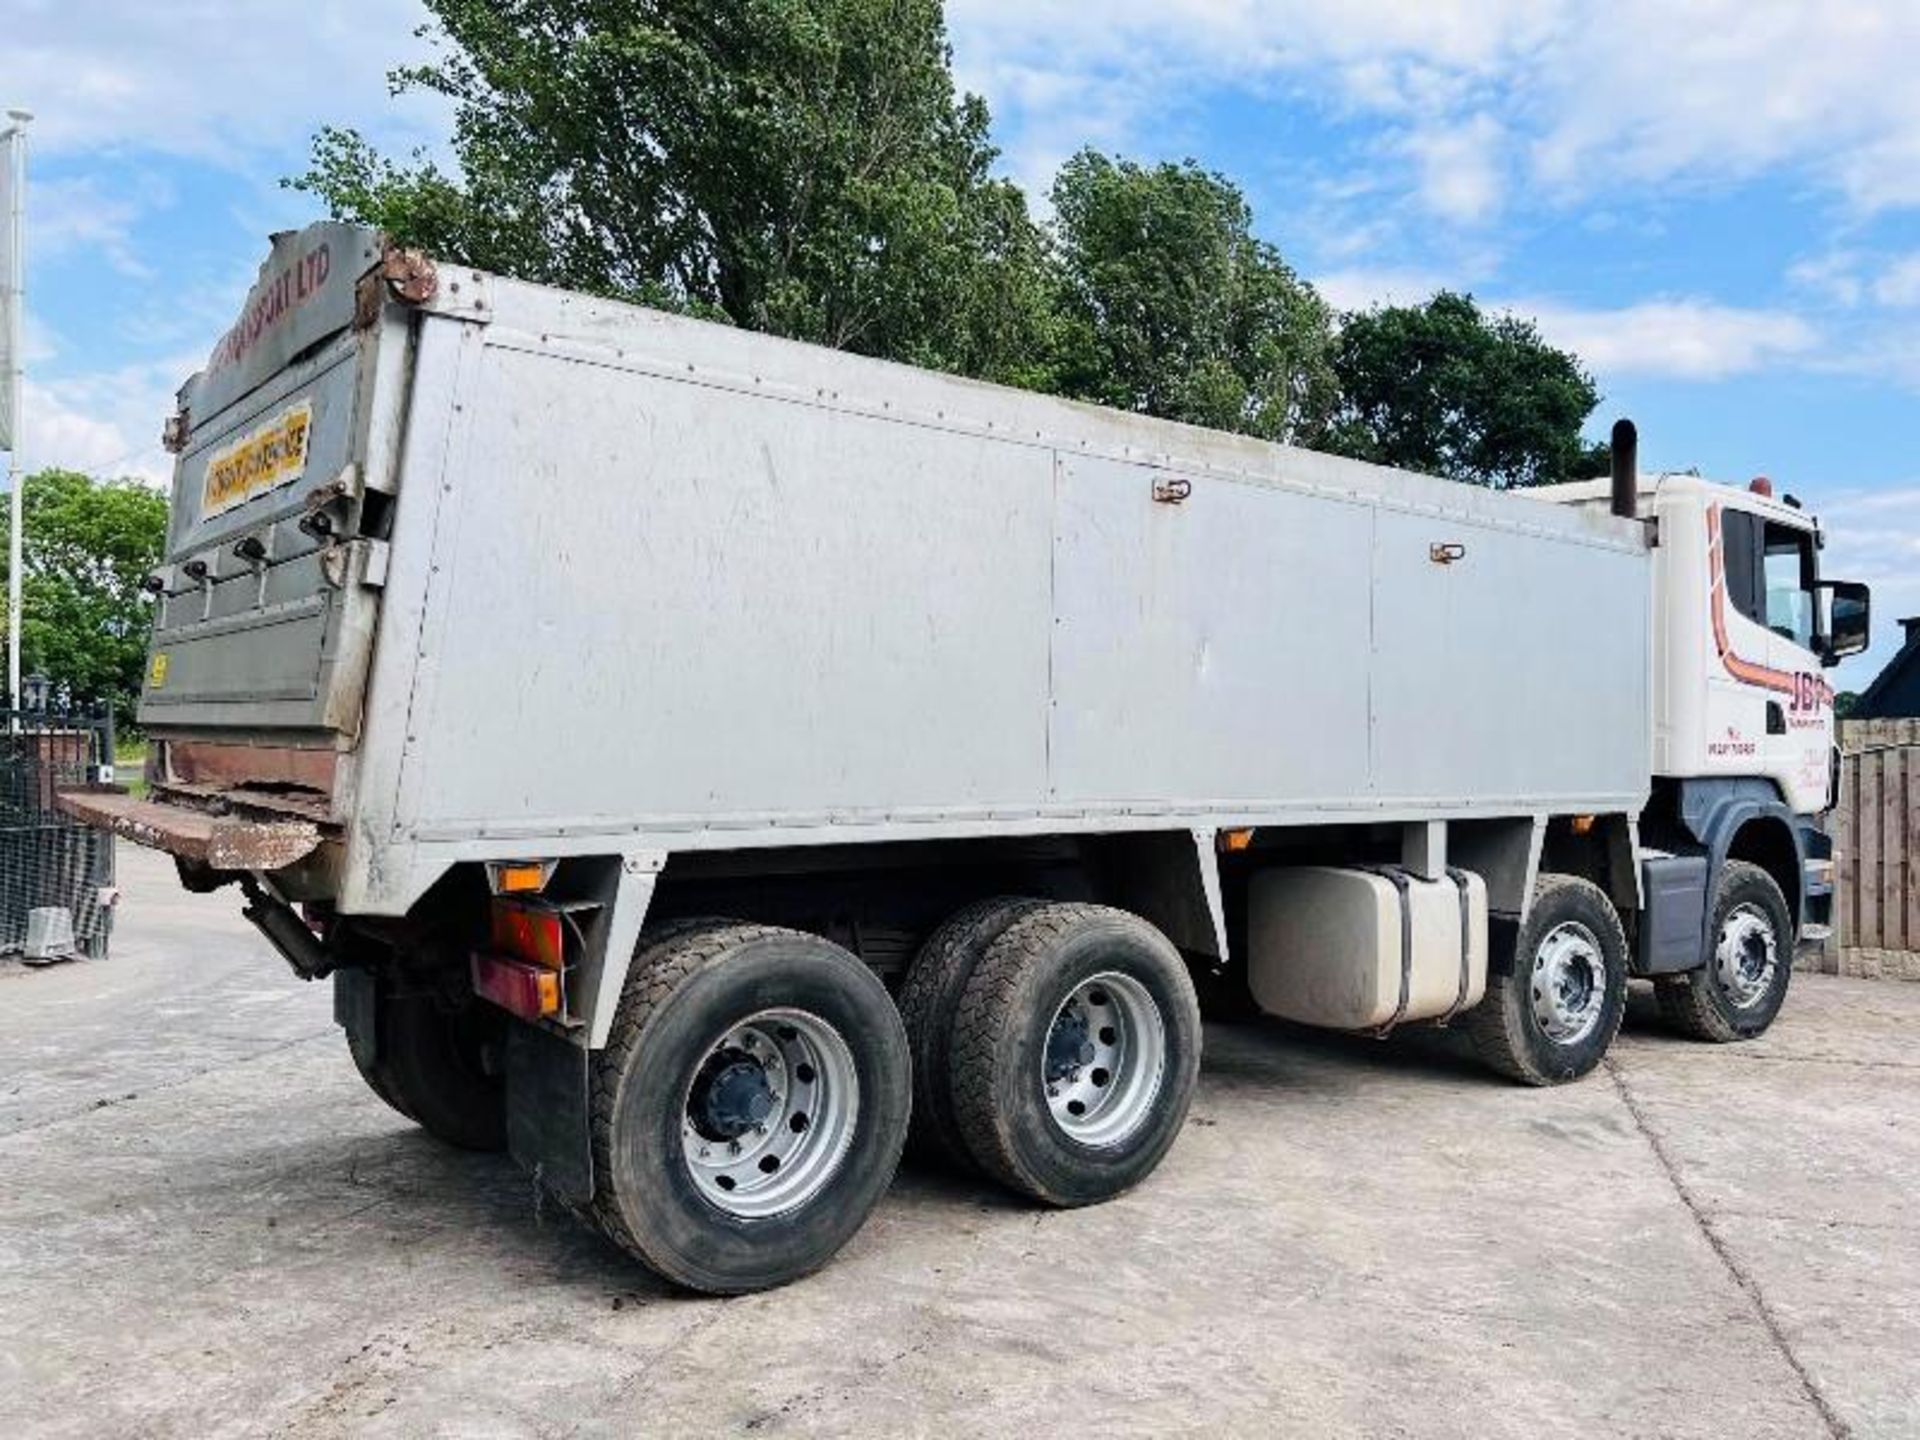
xmin=949 ymin=903 xmax=1202 ymax=1207
xmin=1468 ymin=874 xmax=1627 ymax=1086
xmin=589 ymin=922 xmax=910 ymax=1295
xmin=896 ymin=896 xmax=1044 ymax=1171
xmin=348 ymin=1037 xmax=415 ymax=1123
xmin=1656 ymin=860 xmax=1793 ymax=1042
xmin=364 ymin=987 xmax=509 ymax=1151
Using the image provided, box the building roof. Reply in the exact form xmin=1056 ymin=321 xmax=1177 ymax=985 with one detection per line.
xmin=1856 ymin=616 xmax=1920 ymax=719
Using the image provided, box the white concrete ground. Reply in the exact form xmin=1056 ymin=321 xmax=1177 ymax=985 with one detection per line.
xmin=2 ymin=845 xmax=1915 ymax=1438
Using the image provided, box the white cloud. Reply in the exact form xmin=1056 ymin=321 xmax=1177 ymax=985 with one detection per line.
xmin=1516 ymin=299 xmax=1819 ymax=382
xmin=15 ymin=357 xmax=191 ymax=485
xmin=949 ymin=0 xmax=1550 ymax=90
xmin=1 ymin=3 xmax=448 ymax=484
xmin=1403 ymin=114 xmax=1504 ymax=224
xmin=1788 ymin=251 xmax=1867 ymax=310
xmin=947 ymin=0 xmax=1920 ymax=217
xmin=1872 ymin=254 xmax=1920 ymax=309
xmin=1316 ymin=273 xmax=1821 ymax=385
xmin=1804 ymin=484 xmax=1920 ymax=689
xmin=1788 ymin=248 xmax=1920 ymax=314
xmin=1778 ymin=251 xmax=1920 ymax=392
xmin=1526 ymin=2 xmax=1920 ymax=213
xmin=30 ymin=175 xmax=170 ymax=278
xmin=2 ymin=0 xmax=444 ymax=161
xmin=1829 ymin=330 xmax=1920 ymax=394
xmin=1313 ymin=266 xmax=1457 ymax=312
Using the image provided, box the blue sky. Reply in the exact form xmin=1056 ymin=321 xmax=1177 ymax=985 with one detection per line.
xmin=5 ymin=0 xmax=1917 ymax=686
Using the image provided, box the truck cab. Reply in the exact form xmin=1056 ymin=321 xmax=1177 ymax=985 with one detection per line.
xmin=1649 ymin=475 xmax=1866 ymax=812
xmin=1532 ymin=469 xmax=1871 ymax=948
xmin=1537 ymin=471 xmax=1870 ymax=808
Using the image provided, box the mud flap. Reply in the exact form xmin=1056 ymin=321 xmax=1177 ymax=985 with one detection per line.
xmin=1486 ymin=913 xmax=1522 ymax=977
xmin=1635 ymin=854 xmax=1711 ymax=976
xmin=506 ymin=1022 xmax=594 ymax=1205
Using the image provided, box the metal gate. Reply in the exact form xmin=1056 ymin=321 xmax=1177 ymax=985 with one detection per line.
xmin=0 ymin=703 xmax=116 ymax=960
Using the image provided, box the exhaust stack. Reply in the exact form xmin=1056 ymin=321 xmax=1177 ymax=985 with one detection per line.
xmin=1610 ymin=419 xmax=1639 ymax=520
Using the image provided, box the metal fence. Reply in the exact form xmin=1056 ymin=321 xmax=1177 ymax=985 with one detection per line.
xmin=0 ymin=703 xmax=116 ymax=960
xmin=1822 ymin=718 xmax=1920 ymax=980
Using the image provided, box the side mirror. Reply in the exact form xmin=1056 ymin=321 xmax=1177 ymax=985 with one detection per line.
xmin=1814 ymin=580 xmax=1871 ymax=667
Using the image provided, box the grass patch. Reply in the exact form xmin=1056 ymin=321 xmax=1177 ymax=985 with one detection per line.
xmin=113 ymin=738 xmax=148 ymax=800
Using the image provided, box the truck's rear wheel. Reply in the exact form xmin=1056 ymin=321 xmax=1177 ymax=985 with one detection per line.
xmin=897 ymin=896 xmax=1044 ymax=1171
xmin=355 ymin=987 xmax=508 ymax=1151
xmin=348 ymin=1038 xmax=414 ymax=1123
xmin=1468 ymin=874 xmax=1626 ymax=1086
xmin=589 ymin=922 xmax=910 ymax=1294
xmin=948 ymin=903 xmax=1201 ymax=1207
xmin=1656 ymin=860 xmax=1793 ymax=1042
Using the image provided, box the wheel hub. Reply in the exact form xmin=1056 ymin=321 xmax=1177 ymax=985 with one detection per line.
xmin=1715 ymin=904 xmax=1778 ymax=1009
xmin=689 ymin=1049 xmax=776 ymax=1143
xmin=1530 ymin=922 xmax=1606 ymax=1045
xmin=1041 ymin=972 xmax=1167 ymax=1148
xmin=1045 ymin=1006 xmax=1097 ymax=1083
xmin=680 ymin=1011 xmax=860 ymax=1220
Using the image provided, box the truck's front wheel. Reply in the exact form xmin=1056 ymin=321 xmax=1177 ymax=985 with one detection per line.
xmin=1468 ymin=874 xmax=1627 ymax=1086
xmin=589 ymin=923 xmax=910 ymax=1294
xmin=1655 ymin=860 xmax=1793 ymax=1042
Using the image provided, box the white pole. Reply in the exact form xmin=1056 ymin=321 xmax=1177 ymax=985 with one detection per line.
xmin=3 ymin=109 xmax=27 ymax=715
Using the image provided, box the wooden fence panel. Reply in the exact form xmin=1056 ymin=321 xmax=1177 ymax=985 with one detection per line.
xmin=1824 ymin=719 xmax=1920 ymax=978
xmin=1833 ymin=751 xmax=1856 ymax=949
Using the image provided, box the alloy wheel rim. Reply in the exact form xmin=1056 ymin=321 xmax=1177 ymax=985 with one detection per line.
xmin=1530 ymin=921 xmax=1606 ymax=1045
xmin=1715 ymin=903 xmax=1779 ymax=1009
xmin=680 ymin=1008 xmax=859 ymax=1219
xmin=1042 ymin=971 xmax=1167 ymax=1148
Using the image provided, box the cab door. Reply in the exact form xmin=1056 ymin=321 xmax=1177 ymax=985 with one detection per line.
xmin=1707 ymin=506 xmax=1829 ymax=811
xmin=1758 ymin=520 xmax=1832 ymax=811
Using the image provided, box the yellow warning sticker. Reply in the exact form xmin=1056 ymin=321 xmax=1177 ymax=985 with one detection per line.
xmin=148 ymin=652 xmax=170 ymax=689
xmin=202 ymin=399 xmax=314 ymax=519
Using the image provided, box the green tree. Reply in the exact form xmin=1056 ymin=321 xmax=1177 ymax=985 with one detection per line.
xmin=1047 ymin=151 xmax=1338 ymax=444
xmin=0 ymin=470 xmax=169 ymax=725
xmin=293 ymin=0 xmax=1057 ymax=386
xmin=1328 ymin=291 xmax=1607 ymax=488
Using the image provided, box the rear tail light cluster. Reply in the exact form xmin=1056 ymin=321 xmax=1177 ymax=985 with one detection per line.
xmin=471 ymin=952 xmax=561 ymax=1021
xmin=472 ymin=897 xmax=569 ymax=1022
xmin=491 ymin=900 xmax=565 ymax=970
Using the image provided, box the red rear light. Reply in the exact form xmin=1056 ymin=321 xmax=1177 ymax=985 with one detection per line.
xmin=471 ymin=952 xmax=561 ymax=1020
xmin=491 ymin=900 xmax=566 ymax=970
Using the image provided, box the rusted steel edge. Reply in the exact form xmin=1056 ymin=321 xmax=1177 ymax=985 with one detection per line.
xmin=54 ymin=789 xmax=323 ymax=871
xmin=380 ymin=246 xmax=438 ymax=304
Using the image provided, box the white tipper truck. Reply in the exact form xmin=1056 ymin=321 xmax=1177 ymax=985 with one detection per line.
xmin=61 ymin=225 xmax=1873 ymax=1293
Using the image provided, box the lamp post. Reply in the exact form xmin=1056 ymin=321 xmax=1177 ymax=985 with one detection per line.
xmin=2 ymin=108 xmax=30 ymax=721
